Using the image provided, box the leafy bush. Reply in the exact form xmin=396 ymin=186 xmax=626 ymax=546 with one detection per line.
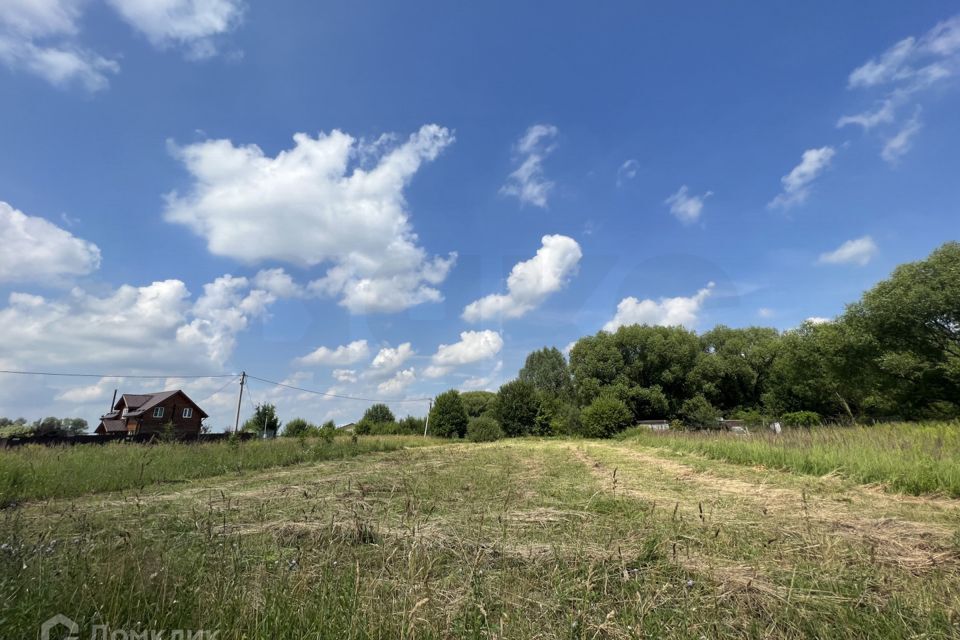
xmin=536 ymin=395 xmax=581 ymax=436
xmin=319 ymin=420 xmax=336 ymax=443
xmin=429 ymin=390 xmax=468 ymax=438
xmin=282 ymin=418 xmax=317 ymax=437
xmin=579 ymin=395 xmax=632 ymax=438
xmin=495 ymin=380 xmax=540 ymax=437
xmin=781 ymin=411 xmax=822 ymax=427
xmin=678 ymin=394 xmax=720 ymax=429
xmin=397 ymin=415 xmax=426 ymax=435
xmin=467 ymin=416 xmax=504 ymax=442
xmin=0 ymin=425 xmax=35 ymax=438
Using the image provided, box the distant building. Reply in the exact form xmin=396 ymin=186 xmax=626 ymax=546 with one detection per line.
xmin=96 ymin=390 xmax=208 ymax=437
xmin=636 ymin=419 xmax=670 ymax=431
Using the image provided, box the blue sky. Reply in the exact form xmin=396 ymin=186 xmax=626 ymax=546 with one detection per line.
xmin=1 ymin=1 xmax=958 ymax=428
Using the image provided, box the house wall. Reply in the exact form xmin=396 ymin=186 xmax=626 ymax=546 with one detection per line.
xmin=131 ymin=396 xmax=204 ymax=436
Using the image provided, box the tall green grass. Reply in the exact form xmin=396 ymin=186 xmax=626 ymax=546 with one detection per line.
xmin=619 ymin=421 xmax=960 ymax=497
xmin=0 ymin=435 xmax=440 ymax=504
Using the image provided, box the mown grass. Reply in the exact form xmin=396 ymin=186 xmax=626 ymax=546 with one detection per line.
xmin=1 ymin=438 xmax=958 ymax=639
xmin=0 ymin=435 xmax=442 ymax=504
xmin=619 ymin=421 xmax=960 ymax=497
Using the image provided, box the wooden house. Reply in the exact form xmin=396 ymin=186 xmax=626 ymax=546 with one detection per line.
xmin=96 ymin=390 xmax=207 ymax=437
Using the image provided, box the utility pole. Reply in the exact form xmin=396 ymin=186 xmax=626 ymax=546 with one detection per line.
xmin=423 ymin=398 xmax=432 ymax=437
xmin=233 ymin=371 xmax=246 ymax=434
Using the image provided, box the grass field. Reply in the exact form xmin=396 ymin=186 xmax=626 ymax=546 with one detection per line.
xmin=619 ymin=421 xmax=960 ymax=498
xmin=2 ymin=434 xmax=959 ymax=638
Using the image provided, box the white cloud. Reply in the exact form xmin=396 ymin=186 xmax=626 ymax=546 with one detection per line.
xmin=768 ymin=146 xmax=835 ymax=210
xmin=603 ymin=283 xmax=714 ymax=333
xmin=377 ymin=368 xmax=416 ymax=396
xmin=616 ymin=159 xmax=639 ymax=186
xmin=837 ymin=99 xmax=896 ymax=130
xmin=165 ymin=125 xmax=458 ymax=313
xmin=817 ymin=236 xmax=878 ymax=266
xmin=848 ymin=15 xmax=960 ymax=90
xmin=0 ymin=0 xmax=118 ymax=91
xmin=463 ymin=234 xmax=582 ymax=322
xmin=0 ymin=275 xmax=270 ymax=372
xmin=296 ymin=340 xmax=370 ymax=367
xmin=758 ymin=307 xmax=775 ymax=319
xmin=842 ymin=15 xmax=959 ymax=162
xmin=105 ymin=0 xmax=244 ymax=59
xmin=369 ymin=342 xmax=414 ymax=374
xmin=0 ymin=201 xmax=101 ymax=283
xmin=881 ymin=111 xmax=923 ymax=165
xmin=500 ymin=124 xmax=558 ymax=208
xmin=424 ymin=330 xmax=503 ymax=378
xmin=461 ymin=361 xmax=503 ymax=391
xmin=252 ymin=268 xmax=304 ymax=298
xmin=665 ymin=185 xmax=711 ymax=224
xmin=332 ymin=369 xmax=357 ymax=383
xmin=805 ymin=316 xmax=832 ymax=325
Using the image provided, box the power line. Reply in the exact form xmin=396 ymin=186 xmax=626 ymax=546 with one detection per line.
xmin=0 ymin=369 xmax=236 ymax=379
xmin=245 ymin=374 xmax=431 ymax=404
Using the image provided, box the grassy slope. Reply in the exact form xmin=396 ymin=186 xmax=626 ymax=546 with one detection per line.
xmin=618 ymin=421 xmax=960 ymax=497
xmin=0 ymin=435 xmax=442 ymax=504
xmin=2 ymin=438 xmax=959 ymax=638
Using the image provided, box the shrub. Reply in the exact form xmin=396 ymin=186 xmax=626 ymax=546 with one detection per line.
xmin=579 ymin=395 xmax=632 ymax=438
xmin=781 ymin=411 xmax=822 ymax=427
xmin=467 ymin=416 xmax=504 ymax=442
xmin=678 ymin=394 xmax=720 ymax=429
xmin=495 ymin=380 xmax=540 ymax=437
xmin=397 ymin=415 xmax=425 ymax=435
xmin=282 ymin=418 xmax=317 ymax=437
xmin=319 ymin=420 xmax=336 ymax=443
xmin=429 ymin=390 xmax=469 ymax=438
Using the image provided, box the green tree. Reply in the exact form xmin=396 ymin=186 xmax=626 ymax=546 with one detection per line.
xmin=625 ymin=385 xmax=670 ymax=420
xmin=519 ymin=347 xmax=573 ymax=399
xmin=242 ymin=403 xmax=281 ymax=436
xmin=569 ymin=333 xmax=625 ymax=405
xmin=692 ymin=326 xmax=781 ymax=412
xmin=282 ymin=418 xmax=316 ymax=437
xmin=428 ymin=390 xmax=468 ymax=438
xmin=845 ymin=241 xmax=960 ymax=418
xmin=362 ymin=403 xmax=396 ymax=424
xmin=460 ymin=391 xmax=497 ymax=418
xmin=579 ymin=394 xmax=632 ymax=438
xmin=495 ymin=380 xmax=541 ymax=437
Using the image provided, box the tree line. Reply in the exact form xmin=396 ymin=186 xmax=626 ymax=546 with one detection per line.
xmin=414 ymin=241 xmax=959 ymax=440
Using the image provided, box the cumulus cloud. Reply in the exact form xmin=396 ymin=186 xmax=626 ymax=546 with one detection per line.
xmin=500 ymin=124 xmax=558 ymax=208
xmin=881 ymin=110 xmax=923 ymax=165
xmin=377 ymin=368 xmax=416 ymax=396
xmin=817 ymin=236 xmax=878 ymax=266
xmin=0 ymin=201 xmax=101 ymax=283
xmin=369 ymin=342 xmax=414 ymax=374
xmin=665 ymin=186 xmax=711 ymax=224
xmin=296 ymin=340 xmax=370 ymax=367
xmin=805 ymin=316 xmax=832 ymax=325
xmin=166 ymin=125 xmax=458 ymax=313
xmin=463 ymin=234 xmax=582 ymax=322
xmin=0 ymin=275 xmax=270 ymax=372
xmin=424 ymin=330 xmax=503 ymax=378
xmin=105 ymin=0 xmax=244 ymax=59
xmin=768 ymin=147 xmax=835 ymax=210
xmin=252 ymin=268 xmax=304 ymax=298
xmin=603 ymin=283 xmax=714 ymax=333
xmin=842 ymin=15 xmax=959 ymax=161
xmin=461 ymin=361 xmax=503 ymax=391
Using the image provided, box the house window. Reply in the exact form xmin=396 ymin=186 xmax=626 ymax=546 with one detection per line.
xmin=153 ymin=407 xmax=164 ymax=418
xmin=182 ymin=408 xmax=193 ymax=419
